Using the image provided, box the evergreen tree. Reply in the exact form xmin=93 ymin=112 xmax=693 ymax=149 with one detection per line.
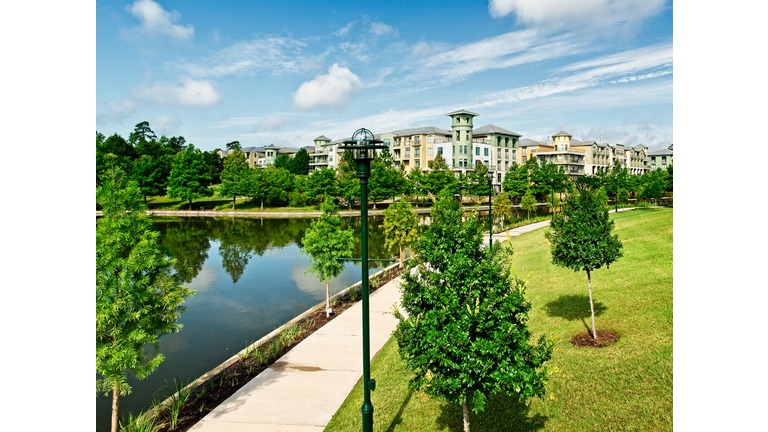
xmin=545 ymin=184 xmax=623 ymax=339
xmin=301 ymin=199 xmax=355 ymax=316
xmin=394 ymin=194 xmax=553 ymax=432
xmin=168 ymin=145 xmax=213 ymax=209
xmin=96 ymin=164 xmax=193 ymax=432
xmin=130 ymin=155 xmax=167 ymax=204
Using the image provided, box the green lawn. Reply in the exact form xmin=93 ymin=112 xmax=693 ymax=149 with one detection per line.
xmin=324 ymin=208 xmax=672 ymax=432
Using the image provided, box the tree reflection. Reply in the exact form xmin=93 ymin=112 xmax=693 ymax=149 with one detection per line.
xmin=217 ymin=218 xmax=253 ymax=283
xmin=156 ymin=218 xmax=212 ymax=283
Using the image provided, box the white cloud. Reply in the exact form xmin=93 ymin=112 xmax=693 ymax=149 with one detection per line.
xmin=488 ymin=0 xmax=667 ymax=29
xmin=293 ymin=64 xmax=363 ymax=110
xmin=152 ymin=113 xmax=182 ymax=136
xmin=177 ymin=36 xmax=312 ymax=78
xmin=334 ymin=22 xmax=354 ymax=37
xmin=132 ymin=76 xmax=221 ymax=107
xmin=96 ymin=99 xmax=137 ymax=125
xmin=125 ymin=0 xmax=194 ymax=40
xmin=370 ymin=22 xmax=397 ymax=37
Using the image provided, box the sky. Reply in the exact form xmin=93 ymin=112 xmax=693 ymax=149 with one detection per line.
xmin=96 ymin=0 xmax=673 ymax=152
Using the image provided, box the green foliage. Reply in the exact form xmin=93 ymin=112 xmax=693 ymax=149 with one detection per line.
xmin=218 ymin=149 xmax=251 ymax=210
xmin=96 ymin=164 xmax=193 ymax=432
xmin=424 ymin=159 xmax=457 ymax=198
xmin=393 ymin=195 xmax=553 ymax=421
xmin=263 ymin=165 xmax=294 ymax=206
xmin=226 ymin=141 xmax=241 ymax=151
xmin=464 ymin=162 xmax=490 ymax=199
xmin=129 ymin=121 xmax=157 ymax=146
xmin=97 ymin=133 xmax=136 ymax=185
xmin=168 ymin=145 xmax=213 ymax=209
xmin=494 ymin=191 xmax=513 ymax=226
xmin=520 ymin=190 xmax=537 ymax=220
xmin=546 ymin=184 xmax=623 ymax=273
xmin=306 ymin=168 xmax=340 ymax=204
xmin=129 ymin=155 xmax=167 ymax=204
xmin=501 ymin=161 xmax=531 ymax=198
xmin=370 ymin=148 xmax=406 ymax=206
xmin=382 ymin=200 xmax=419 ymax=266
xmin=273 ymin=153 xmax=292 ymax=171
xmin=301 ymin=198 xmax=356 ymax=311
xmin=202 ymin=149 xmax=224 ymax=185
xmin=290 ymin=148 xmax=311 ymax=175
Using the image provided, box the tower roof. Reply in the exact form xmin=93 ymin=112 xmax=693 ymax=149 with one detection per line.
xmin=552 ymin=131 xmax=572 ymax=137
xmin=445 ymin=109 xmax=479 ymax=117
xmin=314 ymin=135 xmax=330 ymax=141
xmin=473 ymin=124 xmax=521 ymax=137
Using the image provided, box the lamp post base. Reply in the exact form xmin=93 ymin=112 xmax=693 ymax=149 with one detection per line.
xmin=361 ymin=402 xmax=374 ymax=432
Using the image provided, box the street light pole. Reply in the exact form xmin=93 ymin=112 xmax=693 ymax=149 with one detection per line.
xmin=549 ymin=179 xmax=554 ymax=219
xmin=338 ymin=128 xmax=388 ymax=432
xmin=486 ymin=173 xmax=493 ymax=249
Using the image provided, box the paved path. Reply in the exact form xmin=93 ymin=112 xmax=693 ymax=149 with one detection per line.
xmin=189 ymin=277 xmax=403 ymax=432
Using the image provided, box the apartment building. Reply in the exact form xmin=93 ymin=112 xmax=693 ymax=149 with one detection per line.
xmin=648 ymin=147 xmax=673 ymax=171
xmin=308 ymin=135 xmax=332 ymax=172
xmin=219 ymin=144 xmax=314 ymax=169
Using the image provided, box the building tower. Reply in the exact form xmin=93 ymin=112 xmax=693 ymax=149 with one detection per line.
xmin=446 ymin=109 xmax=478 ymax=169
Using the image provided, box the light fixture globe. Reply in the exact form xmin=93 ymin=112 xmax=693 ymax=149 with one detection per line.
xmin=352 ymin=128 xmax=375 ymax=143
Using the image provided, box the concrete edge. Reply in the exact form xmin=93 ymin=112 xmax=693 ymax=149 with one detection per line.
xmin=144 ymin=258 xmax=406 ymax=420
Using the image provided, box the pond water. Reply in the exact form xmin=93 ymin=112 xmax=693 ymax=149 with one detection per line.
xmin=96 ymin=215 xmax=409 ymax=432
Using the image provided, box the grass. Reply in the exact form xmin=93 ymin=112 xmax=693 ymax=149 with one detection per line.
xmin=324 ymin=208 xmax=672 ymax=432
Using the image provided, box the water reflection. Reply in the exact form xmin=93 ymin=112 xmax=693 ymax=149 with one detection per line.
xmin=96 ymin=215 xmax=417 ymax=432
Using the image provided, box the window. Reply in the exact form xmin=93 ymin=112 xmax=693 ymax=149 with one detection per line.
xmin=505 ymin=161 xmax=509 ymax=170
xmin=416 ymin=160 xmax=421 ymax=167
xmin=406 ymin=149 xmax=410 ymax=158
xmin=428 ymin=148 xmax=433 ymax=156
xmin=497 ymin=148 xmax=501 ymax=159
xmin=428 ymin=135 xmax=434 ymax=143
xmin=522 ymin=156 xmax=527 ymax=162
xmin=384 ymin=139 xmax=391 ymax=146
xmin=476 ymin=147 xmax=480 ymax=155
xmin=415 ymin=136 xmax=420 ymax=145
xmin=437 ymin=146 xmax=443 ymax=154
xmin=464 ymin=145 xmax=468 ymax=154
xmin=415 ymin=148 xmax=420 ymax=157
xmin=662 ymin=156 xmax=667 ymax=162
xmin=456 ymin=132 xmax=460 ymax=141
xmin=531 ymin=148 xmax=536 ymax=153
xmin=484 ymin=148 xmax=489 ymax=157
xmin=505 ymin=149 xmax=509 ymax=159
xmin=505 ymin=137 xmax=509 ymax=146
xmin=522 ymin=148 xmax=527 ymax=154
xmin=497 ymin=173 xmax=502 ymax=183
xmin=457 ymin=117 xmax=461 ymax=123
xmin=497 ymin=136 xmax=502 ymax=145
xmin=465 ymin=131 xmax=469 ymax=141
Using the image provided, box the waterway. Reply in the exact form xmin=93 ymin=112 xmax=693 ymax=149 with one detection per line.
xmin=96 ymin=215 xmax=406 ymax=432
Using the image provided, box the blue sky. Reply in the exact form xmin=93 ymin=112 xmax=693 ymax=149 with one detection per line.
xmin=96 ymin=0 xmax=673 ymax=151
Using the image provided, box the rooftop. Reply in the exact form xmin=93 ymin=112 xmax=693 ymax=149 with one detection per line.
xmin=445 ymin=109 xmax=479 ymax=117
xmin=472 ymin=124 xmax=522 ymax=137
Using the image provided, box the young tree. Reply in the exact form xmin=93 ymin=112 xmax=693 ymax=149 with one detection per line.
xmin=520 ymin=189 xmax=536 ymax=220
xmin=406 ymin=167 xmax=426 ymax=203
xmin=545 ymin=184 xmax=623 ymax=339
xmin=168 ymin=145 xmax=213 ymax=209
xmin=301 ymin=199 xmax=355 ymax=316
xmin=245 ymin=167 xmax=269 ymax=210
xmin=494 ymin=191 xmax=512 ymax=228
xmin=96 ymin=165 xmax=193 ymax=432
xmin=393 ymin=194 xmax=553 ymax=432
xmin=218 ymin=149 xmax=251 ymax=209
xmin=382 ymin=200 xmax=419 ymax=268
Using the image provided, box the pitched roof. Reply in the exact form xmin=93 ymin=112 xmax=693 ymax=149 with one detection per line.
xmin=314 ymin=135 xmax=331 ymax=141
xmin=472 ymin=124 xmax=522 ymax=137
xmin=445 ymin=109 xmax=479 ymax=117
xmin=648 ymin=148 xmax=673 ymax=156
xmin=518 ymin=138 xmax=552 ymax=148
xmin=391 ymin=126 xmax=451 ymax=137
xmin=552 ymin=131 xmax=572 ymax=137
xmin=633 ymin=143 xmax=648 ymax=148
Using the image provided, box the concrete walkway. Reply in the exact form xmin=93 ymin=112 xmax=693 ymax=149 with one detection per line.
xmin=189 ymin=276 xmax=403 ymax=432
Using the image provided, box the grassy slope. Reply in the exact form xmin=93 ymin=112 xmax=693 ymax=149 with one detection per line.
xmin=324 ymin=208 xmax=672 ymax=432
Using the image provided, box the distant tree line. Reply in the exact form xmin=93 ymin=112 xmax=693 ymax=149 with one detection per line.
xmin=98 ymin=122 xmax=673 ymax=210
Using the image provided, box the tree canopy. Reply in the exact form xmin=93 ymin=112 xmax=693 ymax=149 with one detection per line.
xmin=167 ymin=145 xmax=213 ymax=209
xmin=394 ymin=194 xmax=553 ymax=431
xmin=382 ymin=200 xmax=419 ymax=267
xmin=545 ymin=184 xmax=623 ymax=338
xmin=96 ymin=164 xmax=193 ymax=432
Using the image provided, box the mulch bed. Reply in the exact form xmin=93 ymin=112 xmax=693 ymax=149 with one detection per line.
xmin=155 ymin=264 xmax=405 ymax=432
xmin=570 ymin=330 xmax=618 ymax=348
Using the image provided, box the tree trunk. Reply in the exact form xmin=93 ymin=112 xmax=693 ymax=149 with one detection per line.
xmin=587 ymin=269 xmax=597 ymax=339
xmin=189 ymin=199 xmax=193 ymax=210
xmin=462 ymin=402 xmax=470 ymax=432
xmin=399 ymin=246 xmax=404 ymax=269
xmin=260 ymin=199 xmax=264 ymax=210
xmin=326 ymin=278 xmax=331 ymax=317
xmin=111 ymin=381 xmax=120 ymax=432
xmin=232 ymin=197 xmax=236 ymax=210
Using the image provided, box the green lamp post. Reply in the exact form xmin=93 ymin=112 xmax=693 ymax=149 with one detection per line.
xmin=486 ymin=173 xmax=493 ymax=249
xmin=338 ymin=128 xmax=390 ymax=432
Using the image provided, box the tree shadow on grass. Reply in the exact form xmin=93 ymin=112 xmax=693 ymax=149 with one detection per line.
xmin=435 ymin=393 xmax=547 ymax=431
xmin=543 ymin=294 xmax=607 ymax=333
xmin=384 ymin=390 xmax=414 ymax=432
